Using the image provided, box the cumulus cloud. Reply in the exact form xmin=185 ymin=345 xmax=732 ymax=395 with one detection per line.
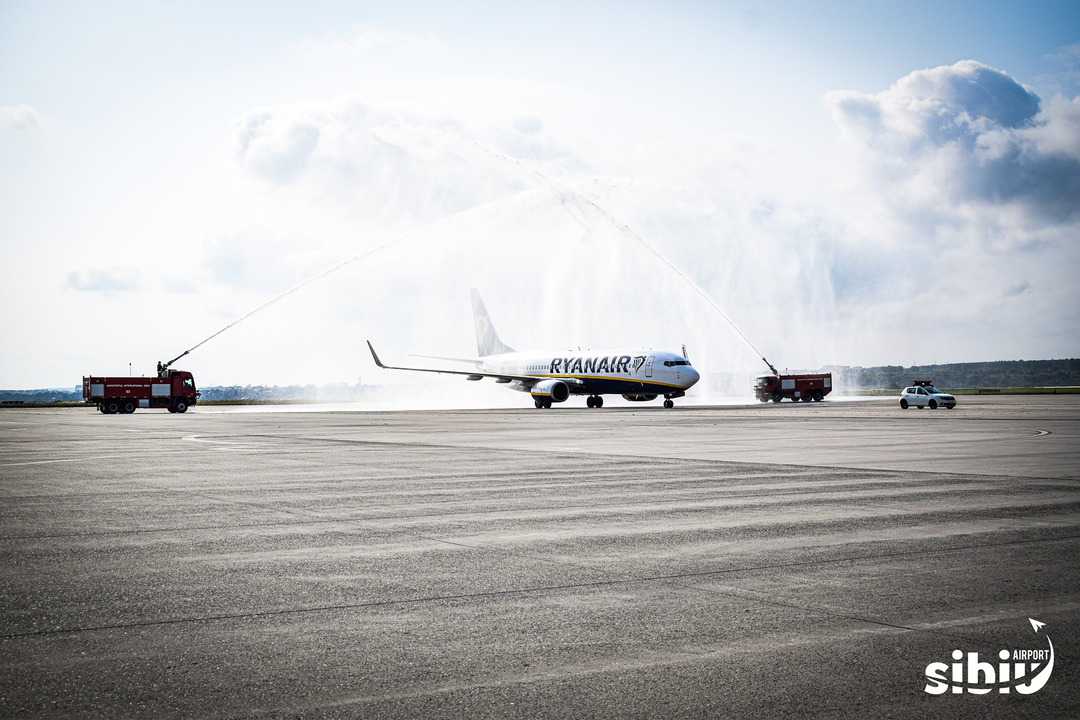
xmin=236 ymin=111 xmax=321 ymax=183
xmin=0 ymin=104 xmax=41 ymax=131
xmin=828 ymin=60 xmax=1080 ymax=224
xmin=66 ymin=268 xmax=139 ymax=293
xmin=233 ymin=100 xmax=556 ymax=223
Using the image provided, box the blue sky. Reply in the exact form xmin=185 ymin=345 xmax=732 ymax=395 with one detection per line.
xmin=2 ymin=2 xmax=1078 ymax=390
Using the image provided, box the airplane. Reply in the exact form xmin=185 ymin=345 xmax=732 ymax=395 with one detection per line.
xmin=366 ymin=290 xmax=700 ymax=409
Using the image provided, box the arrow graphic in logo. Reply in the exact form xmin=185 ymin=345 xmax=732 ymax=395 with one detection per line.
xmin=1017 ymin=618 xmax=1054 ymax=695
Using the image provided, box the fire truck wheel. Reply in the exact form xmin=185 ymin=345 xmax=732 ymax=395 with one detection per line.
xmin=122 ymin=400 xmax=135 ymax=414
xmin=771 ymin=395 xmax=782 ymax=403
xmin=813 ymin=391 xmax=824 ymax=402
xmin=174 ymin=400 xmax=188 ymax=414
xmin=97 ymin=403 xmax=105 ymax=413
xmin=105 ymin=400 xmax=119 ymax=414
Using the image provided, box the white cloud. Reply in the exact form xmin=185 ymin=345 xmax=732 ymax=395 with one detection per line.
xmin=236 ymin=111 xmax=320 ymax=183
xmin=0 ymin=104 xmax=41 ymax=131
xmin=66 ymin=268 xmax=139 ymax=293
xmin=828 ymin=60 xmax=1080 ymax=225
xmin=232 ymin=99 xmax=580 ymax=224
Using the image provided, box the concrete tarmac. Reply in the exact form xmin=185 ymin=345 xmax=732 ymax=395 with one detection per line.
xmin=1 ymin=396 xmax=1078 ymax=718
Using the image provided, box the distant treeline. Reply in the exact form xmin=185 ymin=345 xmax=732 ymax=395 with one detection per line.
xmin=0 ymin=383 xmax=372 ymax=404
xmin=827 ymin=359 xmax=1080 ymax=389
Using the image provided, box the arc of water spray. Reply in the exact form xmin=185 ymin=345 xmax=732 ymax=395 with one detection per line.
xmin=159 ymin=238 xmax=400 ymax=371
xmin=461 ymin=137 xmax=778 ymax=375
xmin=162 ymin=126 xmax=777 ymax=375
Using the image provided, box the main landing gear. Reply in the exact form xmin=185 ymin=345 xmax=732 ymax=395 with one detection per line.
xmin=586 ymin=395 xmax=604 ymax=408
xmin=533 ymin=397 xmax=552 ymax=409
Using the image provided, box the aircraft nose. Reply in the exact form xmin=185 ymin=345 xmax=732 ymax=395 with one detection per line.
xmin=685 ymin=366 xmax=700 ymax=387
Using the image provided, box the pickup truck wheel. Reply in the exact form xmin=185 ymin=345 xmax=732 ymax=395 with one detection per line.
xmin=900 ymin=399 xmax=908 ymax=409
xmin=174 ymin=400 xmax=188 ymax=414
xmin=928 ymin=399 xmax=938 ymax=410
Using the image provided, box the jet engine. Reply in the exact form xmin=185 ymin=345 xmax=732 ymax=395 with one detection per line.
xmin=531 ymin=379 xmax=570 ymax=403
xmin=622 ymin=393 xmax=658 ymax=402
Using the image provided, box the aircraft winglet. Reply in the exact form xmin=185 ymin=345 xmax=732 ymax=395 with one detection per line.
xmin=366 ymin=340 xmax=386 ymax=368
xmin=1029 ymin=618 xmax=1046 ymax=633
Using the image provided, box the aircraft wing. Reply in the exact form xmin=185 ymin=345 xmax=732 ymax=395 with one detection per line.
xmin=367 ymin=340 xmax=541 ymax=384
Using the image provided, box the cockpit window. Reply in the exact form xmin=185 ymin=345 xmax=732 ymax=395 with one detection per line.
xmin=663 ymin=360 xmax=690 ymax=367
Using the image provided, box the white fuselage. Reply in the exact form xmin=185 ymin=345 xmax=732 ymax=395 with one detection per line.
xmin=480 ymin=348 xmax=700 ymax=399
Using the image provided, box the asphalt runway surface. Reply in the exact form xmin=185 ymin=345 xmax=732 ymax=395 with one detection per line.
xmin=2 ymin=395 xmax=1078 ymax=718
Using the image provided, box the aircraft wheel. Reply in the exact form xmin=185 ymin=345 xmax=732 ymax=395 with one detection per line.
xmin=543 ymin=399 xmax=552 ymax=409
xmin=663 ymin=399 xmax=674 ymax=409
xmin=586 ymin=396 xmax=595 ymax=408
xmin=594 ymin=396 xmax=603 ymax=408
xmin=535 ymin=398 xmax=545 ymax=409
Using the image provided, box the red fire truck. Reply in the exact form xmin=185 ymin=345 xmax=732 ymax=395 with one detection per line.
xmin=754 ymin=372 xmax=832 ymax=403
xmin=83 ymin=369 xmax=199 ymax=414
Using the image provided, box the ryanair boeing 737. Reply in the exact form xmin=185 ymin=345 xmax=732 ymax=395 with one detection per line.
xmin=367 ymin=290 xmax=700 ymax=408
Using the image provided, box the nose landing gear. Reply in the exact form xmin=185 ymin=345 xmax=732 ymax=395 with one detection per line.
xmin=663 ymin=399 xmax=675 ymax=409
